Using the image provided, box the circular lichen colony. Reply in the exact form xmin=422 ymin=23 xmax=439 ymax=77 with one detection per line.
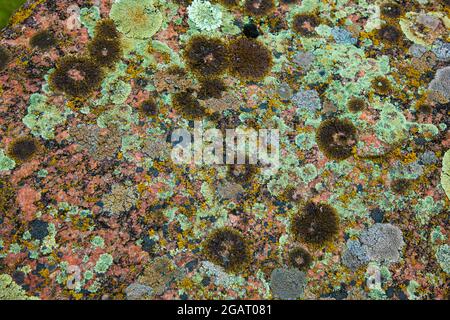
xmin=371 ymin=76 xmax=393 ymax=96
xmin=228 ymin=37 xmax=272 ymax=81
xmin=184 ymin=36 xmax=229 ymax=78
xmin=291 ymin=201 xmax=339 ymax=246
xmin=88 ymin=37 xmax=122 ymax=67
xmin=316 ymin=118 xmax=358 ymax=161
xmin=109 ymin=0 xmax=162 ymax=40
xmin=288 ymin=247 xmax=312 ymax=271
xmin=49 ymin=56 xmax=103 ymax=98
xmin=347 ymin=97 xmax=366 ymax=113
xmin=7 ymin=136 xmax=40 ymax=163
xmin=140 ymin=98 xmax=159 ymax=117
xmin=203 ymin=227 xmax=251 ymax=273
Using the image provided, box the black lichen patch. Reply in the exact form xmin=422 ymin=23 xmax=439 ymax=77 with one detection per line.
xmin=228 ymin=164 xmax=258 ymax=184
xmin=88 ymin=37 xmax=122 ymax=67
xmin=228 ymin=37 xmax=272 ymax=81
xmin=184 ymin=36 xmax=229 ymax=78
xmin=380 ymin=2 xmax=402 ymax=19
xmin=377 ymin=25 xmax=402 ymax=44
xmin=0 ymin=45 xmax=11 ymax=71
xmin=140 ymin=98 xmax=159 ymax=117
xmin=7 ymin=136 xmax=40 ymax=163
xmin=316 ymin=118 xmax=357 ymax=161
xmin=371 ymin=76 xmax=393 ymax=96
xmin=49 ymin=56 xmax=103 ymax=98
xmin=94 ymin=19 xmax=121 ymax=40
xmin=292 ymin=13 xmax=320 ymax=37
xmin=347 ymin=97 xmax=366 ymax=113
xmin=244 ymin=0 xmax=275 ymax=17
xmin=288 ymin=247 xmax=312 ymax=271
xmin=0 ymin=178 xmax=15 ymax=213
xmin=29 ymin=30 xmax=57 ymax=50
xmin=391 ymin=178 xmax=412 ymax=194
xmin=198 ymin=78 xmax=227 ymax=100
xmin=203 ymin=227 xmax=251 ymax=273
xmin=291 ymin=201 xmax=339 ymax=246
xmin=172 ymin=90 xmax=207 ymax=120
xmin=243 ymin=23 xmax=260 ymax=39
xmin=29 ymin=219 xmax=49 ymax=240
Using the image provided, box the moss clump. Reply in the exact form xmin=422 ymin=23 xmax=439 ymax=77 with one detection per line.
xmin=244 ymin=0 xmax=275 ymax=17
xmin=288 ymin=247 xmax=312 ymax=271
xmin=371 ymin=76 xmax=393 ymax=96
xmin=203 ymin=227 xmax=251 ymax=273
xmin=0 ymin=45 xmax=11 ymax=71
xmin=88 ymin=37 xmax=122 ymax=67
xmin=7 ymin=136 xmax=40 ymax=163
xmin=94 ymin=19 xmax=121 ymax=40
xmin=172 ymin=90 xmax=207 ymax=120
xmin=228 ymin=37 xmax=272 ymax=81
xmin=291 ymin=201 xmax=339 ymax=246
xmin=198 ymin=78 xmax=227 ymax=99
xmin=347 ymin=97 xmax=366 ymax=113
xmin=140 ymin=98 xmax=159 ymax=117
xmin=377 ymin=25 xmax=402 ymax=44
xmin=0 ymin=178 xmax=15 ymax=213
xmin=49 ymin=56 xmax=103 ymax=98
xmin=184 ymin=36 xmax=229 ymax=78
xmin=380 ymin=2 xmax=402 ymax=19
xmin=316 ymin=118 xmax=357 ymax=161
xmin=29 ymin=30 xmax=57 ymax=50
xmin=292 ymin=13 xmax=320 ymax=37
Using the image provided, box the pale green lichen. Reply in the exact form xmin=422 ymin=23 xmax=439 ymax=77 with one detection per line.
xmin=22 ymin=93 xmax=70 ymax=140
xmin=441 ymin=149 xmax=450 ymax=200
xmin=97 ymin=104 xmax=138 ymax=131
xmin=91 ymin=236 xmax=105 ymax=248
xmin=94 ymin=253 xmax=114 ymax=274
xmin=0 ymin=274 xmax=39 ymax=300
xmin=80 ymin=6 xmax=101 ymax=37
xmin=110 ymin=0 xmax=163 ymax=40
xmin=435 ymin=244 xmax=450 ymax=274
xmin=187 ymin=0 xmax=222 ymax=32
xmin=413 ymin=196 xmax=445 ymax=226
xmin=0 ymin=149 xmax=15 ymax=171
